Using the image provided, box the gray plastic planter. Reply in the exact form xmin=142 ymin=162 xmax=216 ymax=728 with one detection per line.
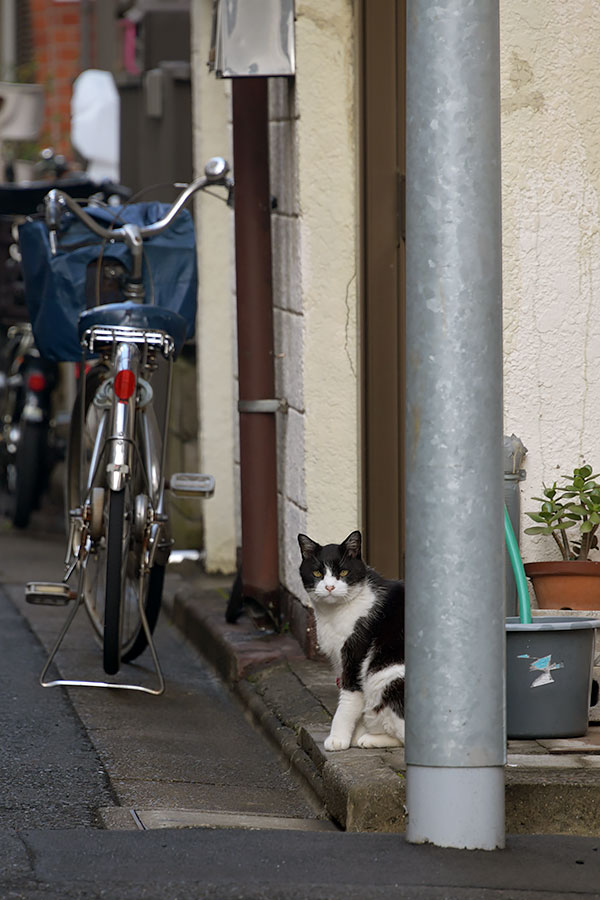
xmin=506 ymin=616 xmax=600 ymax=739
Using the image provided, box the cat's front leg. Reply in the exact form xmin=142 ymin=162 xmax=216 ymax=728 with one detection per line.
xmin=325 ymin=689 xmax=364 ymax=751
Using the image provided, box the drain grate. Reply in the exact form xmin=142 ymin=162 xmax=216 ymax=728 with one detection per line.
xmin=99 ymin=807 xmax=338 ymax=832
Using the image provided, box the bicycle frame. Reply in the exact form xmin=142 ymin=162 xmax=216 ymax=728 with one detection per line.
xmin=106 ymin=341 xmax=140 ymax=493
xmin=75 ymin=325 xmax=174 ymax=570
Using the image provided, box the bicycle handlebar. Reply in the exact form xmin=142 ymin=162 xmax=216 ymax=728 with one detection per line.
xmin=44 ymin=157 xmax=233 ymax=254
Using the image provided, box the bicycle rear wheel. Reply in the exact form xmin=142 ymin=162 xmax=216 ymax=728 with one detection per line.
xmin=67 ymin=364 xmax=164 ymax=673
xmin=82 ymin=481 xmax=164 ymax=674
xmin=103 ymin=488 xmax=125 ymax=675
xmin=101 ymin=486 xmax=164 ymax=674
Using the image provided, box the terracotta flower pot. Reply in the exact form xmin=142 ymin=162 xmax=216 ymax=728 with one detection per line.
xmin=524 ymin=560 xmax=600 ymax=610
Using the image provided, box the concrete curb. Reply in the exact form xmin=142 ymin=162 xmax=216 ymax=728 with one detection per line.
xmin=162 ymin=573 xmax=407 ymax=831
xmin=163 ymin=571 xmax=600 ymax=835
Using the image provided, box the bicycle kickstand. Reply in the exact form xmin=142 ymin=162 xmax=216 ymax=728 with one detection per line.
xmin=28 ymin=565 xmax=165 ymax=695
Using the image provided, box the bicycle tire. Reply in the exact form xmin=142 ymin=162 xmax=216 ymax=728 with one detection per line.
xmin=103 ymin=488 xmax=125 ymax=675
xmin=12 ymin=420 xmax=47 ymax=528
xmin=103 ymin=490 xmax=165 ymax=671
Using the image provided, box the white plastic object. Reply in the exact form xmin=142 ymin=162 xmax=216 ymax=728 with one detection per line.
xmin=71 ymin=69 xmax=120 ymax=181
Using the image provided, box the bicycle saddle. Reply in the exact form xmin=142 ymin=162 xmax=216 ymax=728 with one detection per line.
xmin=78 ymin=302 xmax=189 ymax=357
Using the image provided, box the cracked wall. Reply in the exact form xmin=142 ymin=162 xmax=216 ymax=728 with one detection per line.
xmin=501 ymin=0 xmax=600 ymax=563
xmin=270 ymin=0 xmax=360 ymax=600
xmin=191 ymin=0 xmax=359 ymax=597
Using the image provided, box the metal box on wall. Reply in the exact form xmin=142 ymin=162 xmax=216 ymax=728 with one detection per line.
xmin=209 ymin=0 xmax=295 ymax=77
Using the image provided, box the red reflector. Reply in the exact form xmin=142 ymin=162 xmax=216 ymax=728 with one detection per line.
xmin=75 ymin=362 xmax=92 ymax=380
xmin=114 ymin=369 xmax=136 ymax=400
xmin=27 ymin=373 xmax=46 ymax=392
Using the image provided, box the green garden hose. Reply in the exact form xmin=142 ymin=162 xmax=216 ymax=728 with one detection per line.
xmin=504 ymin=504 xmax=532 ymax=624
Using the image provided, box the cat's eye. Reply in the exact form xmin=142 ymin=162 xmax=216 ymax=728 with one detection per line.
xmin=312 ymin=570 xmax=322 ymax=578
xmin=340 ymin=569 xmax=349 ymax=577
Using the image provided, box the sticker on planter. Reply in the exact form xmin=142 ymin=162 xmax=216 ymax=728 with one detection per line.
xmin=517 ymin=653 xmax=564 ymax=688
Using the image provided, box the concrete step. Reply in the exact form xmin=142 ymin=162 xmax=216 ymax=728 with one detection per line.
xmin=162 ymin=573 xmax=600 ymax=835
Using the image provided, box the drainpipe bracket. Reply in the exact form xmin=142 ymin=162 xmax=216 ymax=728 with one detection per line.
xmin=238 ymin=398 xmax=288 ymax=414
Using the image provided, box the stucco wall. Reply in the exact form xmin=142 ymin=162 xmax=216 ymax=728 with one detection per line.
xmin=191 ymin=0 xmax=361 ymax=599
xmin=271 ymin=0 xmax=361 ymax=601
xmin=193 ymin=0 xmax=600 ymax=589
xmin=501 ymin=1 xmax=600 ymax=563
xmin=190 ymin=0 xmax=237 ymax=573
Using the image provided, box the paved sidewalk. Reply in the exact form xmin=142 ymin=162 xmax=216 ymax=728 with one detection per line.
xmin=163 ymin=566 xmax=600 ymax=836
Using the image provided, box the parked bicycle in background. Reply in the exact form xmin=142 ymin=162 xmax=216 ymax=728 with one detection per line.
xmin=0 ymin=152 xmax=130 ymax=528
xmin=0 ymin=319 xmax=58 ymax=527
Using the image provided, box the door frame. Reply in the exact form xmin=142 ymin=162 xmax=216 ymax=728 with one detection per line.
xmin=360 ymin=0 xmax=406 ymax=578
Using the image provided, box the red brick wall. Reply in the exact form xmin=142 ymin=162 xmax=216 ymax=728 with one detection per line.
xmin=29 ymin=0 xmax=95 ymax=158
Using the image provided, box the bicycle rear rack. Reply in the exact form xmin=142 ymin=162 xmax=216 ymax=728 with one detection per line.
xmin=83 ymin=326 xmax=176 ymax=359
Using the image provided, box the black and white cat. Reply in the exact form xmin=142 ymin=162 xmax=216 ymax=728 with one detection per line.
xmin=298 ymin=530 xmax=405 ymax=751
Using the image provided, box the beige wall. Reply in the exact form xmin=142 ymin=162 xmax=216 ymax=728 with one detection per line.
xmin=191 ymin=0 xmax=599 ymax=592
xmin=191 ymin=0 xmax=361 ymax=599
xmin=500 ymin=1 xmax=600 ymax=562
xmin=190 ymin=0 xmax=237 ymax=573
xmin=272 ymin=1 xmax=361 ymax=600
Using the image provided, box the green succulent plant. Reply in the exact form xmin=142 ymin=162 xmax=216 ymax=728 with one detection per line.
xmin=524 ymin=464 xmax=600 ymax=561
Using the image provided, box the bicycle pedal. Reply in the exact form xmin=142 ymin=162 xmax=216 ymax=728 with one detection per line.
xmin=168 ymin=473 xmax=215 ymax=498
xmin=25 ymin=582 xmax=74 ymax=606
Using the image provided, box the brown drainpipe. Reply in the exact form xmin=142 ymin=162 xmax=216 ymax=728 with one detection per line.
xmin=230 ymin=77 xmax=280 ymax=623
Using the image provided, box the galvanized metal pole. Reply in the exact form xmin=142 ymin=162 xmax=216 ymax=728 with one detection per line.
xmin=405 ymin=0 xmax=505 ymax=850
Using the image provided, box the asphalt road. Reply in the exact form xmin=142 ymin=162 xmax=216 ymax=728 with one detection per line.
xmin=2 ymin=506 xmax=600 ymax=898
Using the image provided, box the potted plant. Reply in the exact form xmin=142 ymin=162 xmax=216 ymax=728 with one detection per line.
xmin=505 ymin=504 xmax=600 ymax=738
xmin=524 ymin=464 xmax=600 ymax=609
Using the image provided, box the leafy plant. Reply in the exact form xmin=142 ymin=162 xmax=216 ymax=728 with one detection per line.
xmin=525 ymin=465 xmax=600 ymax=561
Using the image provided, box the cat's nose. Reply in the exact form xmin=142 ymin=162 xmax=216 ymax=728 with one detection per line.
xmin=325 ymin=584 xmax=336 ymax=592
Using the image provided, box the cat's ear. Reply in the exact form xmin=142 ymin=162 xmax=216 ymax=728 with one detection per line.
xmin=298 ymin=534 xmax=320 ymax=559
xmin=342 ymin=530 xmax=362 ymax=559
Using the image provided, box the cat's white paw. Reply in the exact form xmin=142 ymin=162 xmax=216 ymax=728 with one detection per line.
xmin=357 ymin=732 xmax=403 ymax=749
xmin=324 ymin=734 xmax=351 ymax=751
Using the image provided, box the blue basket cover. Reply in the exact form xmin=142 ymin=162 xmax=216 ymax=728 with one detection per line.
xmin=18 ymin=202 xmax=198 ymax=361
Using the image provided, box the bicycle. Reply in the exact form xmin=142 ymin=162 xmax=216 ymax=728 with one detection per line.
xmin=0 ymin=320 xmax=58 ymax=527
xmin=23 ymin=157 xmax=234 ymax=694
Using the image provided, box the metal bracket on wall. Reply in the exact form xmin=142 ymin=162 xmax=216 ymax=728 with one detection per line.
xmin=238 ymin=399 xmax=288 ymax=414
